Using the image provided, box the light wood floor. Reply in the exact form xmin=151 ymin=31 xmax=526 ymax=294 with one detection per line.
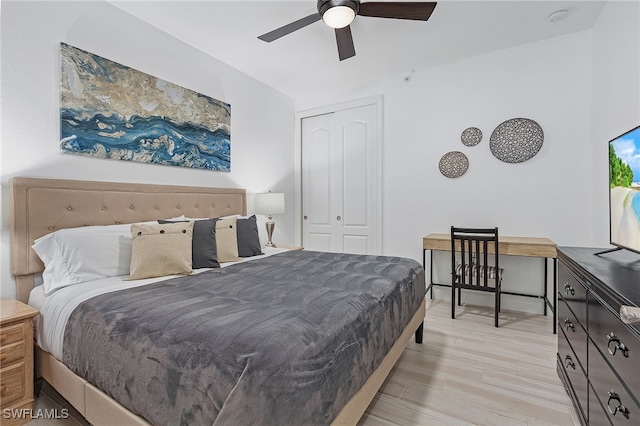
xmin=359 ymin=298 xmax=580 ymax=426
xmin=32 ymin=298 xmax=579 ymax=425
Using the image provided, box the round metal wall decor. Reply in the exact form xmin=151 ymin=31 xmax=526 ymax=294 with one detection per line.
xmin=489 ymin=118 xmax=544 ymax=163
xmin=461 ymin=127 xmax=482 ymax=146
xmin=439 ymin=151 xmax=469 ymax=178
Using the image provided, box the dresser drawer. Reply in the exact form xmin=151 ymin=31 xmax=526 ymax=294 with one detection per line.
xmin=0 ymin=341 xmax=26 ymax=367
xmin=589 ymin=294 xmax=640 ymax=401
xmin=558 ymin=327 xmax=588 ymax=413
xmin=0 ymin=361 xmax=26 ymax=408
xmin=589 ymin=340 xmax=639 ymax=425
xmin=589 ymin=381 xmax=614 ymax=426
xmin=0 ymin=323 xmax=25 ymax=347
xmin=558 ymin=264 xmax=588 ymax=326
xmin=558 ymin=297 xmax=587 ymax=371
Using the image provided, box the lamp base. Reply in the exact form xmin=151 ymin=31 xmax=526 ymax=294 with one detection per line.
xmin=265 ymin=216 xmax=276 ymax=248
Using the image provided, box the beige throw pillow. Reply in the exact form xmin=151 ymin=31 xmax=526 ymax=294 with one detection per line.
xmin=215 ymin=217 xmax=240 ymax=263
xmin=128 ymin=221 xmax=194 ymax=280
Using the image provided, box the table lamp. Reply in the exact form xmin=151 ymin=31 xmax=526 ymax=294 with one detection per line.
xmin=255 ymin=192 xmax=285 ymax=247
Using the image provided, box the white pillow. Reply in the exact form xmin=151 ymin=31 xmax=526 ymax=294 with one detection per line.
xmin=32 ymin=223 xmax=134 ymax=295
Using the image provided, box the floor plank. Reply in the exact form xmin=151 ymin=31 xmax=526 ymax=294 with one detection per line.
xmin=359 ymin=299 xmax=579 ymax=426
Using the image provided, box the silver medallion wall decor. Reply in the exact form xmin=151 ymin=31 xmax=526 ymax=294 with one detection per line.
xmin=489 ymin=118 xmax=544 ymax=163
xmin=439 ymin=151 xmax=469 ymax=178
xmin=461 ymin=127 xmax=482 ymax=146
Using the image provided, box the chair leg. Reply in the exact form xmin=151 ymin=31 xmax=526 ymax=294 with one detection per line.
xmin=494 ymin=289 xmax=500 ymax=327
xmin=457 ymin=287 xmax=462 ymax=306
xmin=451 ymin=282 xmax=456 ymax=319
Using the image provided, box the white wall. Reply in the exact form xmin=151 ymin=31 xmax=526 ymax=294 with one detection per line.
xmin=0 ymin=1 xmax=296 ymax=298
xmin=296 ymin=1 xmax=639 ymax=312
xmin=298 ymin=33 xmax=593 ymax=246
xmin=590 ymin=0 xmax=640 ymax=245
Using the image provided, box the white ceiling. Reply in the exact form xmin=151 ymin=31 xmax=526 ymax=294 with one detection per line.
xmin=109 ymin=0 xmax=607 ymax=99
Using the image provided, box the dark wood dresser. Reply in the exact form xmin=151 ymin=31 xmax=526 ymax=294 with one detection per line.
xmin=557 ymin=247 xmax=640 ymax=425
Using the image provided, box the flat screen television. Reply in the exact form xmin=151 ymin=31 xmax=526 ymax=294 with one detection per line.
xmin=607 ymin=125 xmax=640 ymax=254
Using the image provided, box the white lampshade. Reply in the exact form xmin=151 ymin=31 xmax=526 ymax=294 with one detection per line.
xmin=322 ymin=6 xmax=356 ymax=29
xmin=255 ymin=192 xmax=285 ymax=215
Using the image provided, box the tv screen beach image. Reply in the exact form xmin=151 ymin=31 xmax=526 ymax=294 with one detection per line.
xmin=610 ymin=126 xmax=640 ymax=252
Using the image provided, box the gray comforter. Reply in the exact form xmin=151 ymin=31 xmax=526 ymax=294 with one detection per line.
xmin=63 ymin=250 xmax=425 ymax=426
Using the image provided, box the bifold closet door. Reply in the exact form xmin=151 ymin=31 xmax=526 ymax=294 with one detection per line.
xmin=301 ymin=103 xmax=379 ymax=254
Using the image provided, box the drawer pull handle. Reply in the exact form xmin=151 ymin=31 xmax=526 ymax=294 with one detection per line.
xmin=563 ymin=354 xmax=575 ymax=370
xmin=563 ymin=283 xmax=575 ymax=296
xmin=607 ymin=390 xmax=630 ymax=419
xmin=607 ymin=332 xmax=630 ymax=358
xmin=563 ymin=318 xmax=575 ymax=332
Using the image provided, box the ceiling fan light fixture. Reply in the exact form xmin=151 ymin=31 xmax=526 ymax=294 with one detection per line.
xmin=323 ymin=6 xmax=356 ymax=28
xmin=319 ymin=0 xmax=359 ymax=29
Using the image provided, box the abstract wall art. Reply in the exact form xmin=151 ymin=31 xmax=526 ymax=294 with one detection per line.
xmin=439 ymin=151 xmax=469 ymax=178
xmin=461 ymin=127 xmax=482 ymax=146
xmin=489 ymin=118 xmax=543 ymax=164
xmin=60 ymin=43 xmax=231 ymax=171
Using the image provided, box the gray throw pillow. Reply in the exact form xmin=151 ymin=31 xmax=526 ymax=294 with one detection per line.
xmin=237 ymin=215 xmax=263 ymax=257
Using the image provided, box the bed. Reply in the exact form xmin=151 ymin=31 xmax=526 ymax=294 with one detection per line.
xmin=10 ymin=177 xmax=426 ymax=426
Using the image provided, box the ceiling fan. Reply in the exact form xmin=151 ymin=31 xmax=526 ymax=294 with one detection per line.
xmin=258 ymin=1 xmax=437 ymax=61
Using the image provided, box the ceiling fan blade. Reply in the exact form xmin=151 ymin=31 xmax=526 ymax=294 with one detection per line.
xmin=335 ymin=26 xmax=356 ymax=61
xmin=258 ymin=13 xmax=321 ymax=42
xmin=358 ymin=2 xmax=437 ymax=20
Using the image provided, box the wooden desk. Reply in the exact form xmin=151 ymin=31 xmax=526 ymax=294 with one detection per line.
xmin=423 ymin=233 xmax=557 ymax=333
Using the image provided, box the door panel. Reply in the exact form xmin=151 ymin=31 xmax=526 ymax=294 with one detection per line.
xmin=342 ymin=121 xmax=368 ymax=227
xmin=308 ymin=233 xmax=332 ymax=252
xmin=302 ymin=102 xmax=379 ymax=254
xmin=343 ymin=235 xmax=368 ymax=254
xmin=307 ymin=126 xmax=332 ymax=226
xmin=302 ymin=113 xmax=336 ymax=250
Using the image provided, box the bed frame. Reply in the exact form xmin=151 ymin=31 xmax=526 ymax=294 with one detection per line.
xmin=10 ymin=176 xmax=426 ymax=426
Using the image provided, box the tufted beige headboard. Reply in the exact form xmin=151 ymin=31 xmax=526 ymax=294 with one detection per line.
xmin=10 ymin=177 xmax=246 ymax=303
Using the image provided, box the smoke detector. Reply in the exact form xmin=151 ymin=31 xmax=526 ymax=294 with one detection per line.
xmin=547 ymin=9 xmax=569 ymax=23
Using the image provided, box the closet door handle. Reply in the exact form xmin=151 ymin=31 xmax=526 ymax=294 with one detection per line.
xmin=336 ymin=216 xmax=341 ymax=221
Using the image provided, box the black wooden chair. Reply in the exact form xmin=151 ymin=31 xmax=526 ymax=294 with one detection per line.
xmin=451 ymin=226 xmax=504 ymax=327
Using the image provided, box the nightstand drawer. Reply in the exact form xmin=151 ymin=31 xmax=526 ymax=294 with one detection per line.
xmin=0 ymin=323 xmax=25 ymax=347
xmin=0 ymin=341 xmax=26 ymax=367
xmin=0 ymin=361 xmax=26 ymax=408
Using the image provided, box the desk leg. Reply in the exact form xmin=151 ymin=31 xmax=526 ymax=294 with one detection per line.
xmin=553 ymin=258 xmax=557 ymax=334
xmin=426 ymin=249 xmax=435 ymax=300
xmin=543 ymin=259 xmax=548 ymax=316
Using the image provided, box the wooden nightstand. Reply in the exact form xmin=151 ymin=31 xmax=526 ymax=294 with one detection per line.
xmin=1 ymin=299 xmax=39 ymax=426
